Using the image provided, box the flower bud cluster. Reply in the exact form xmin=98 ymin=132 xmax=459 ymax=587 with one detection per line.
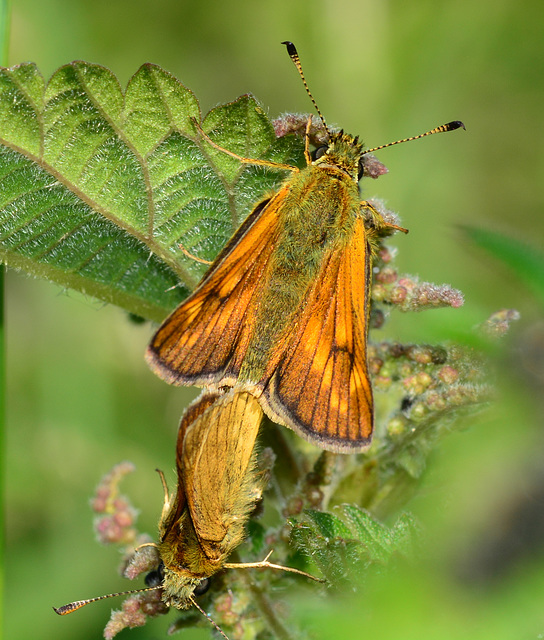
xmin=92 ymin=461 xmax=138 ymax=546
xmin=91 ymin=463 xmax=167 ymax=637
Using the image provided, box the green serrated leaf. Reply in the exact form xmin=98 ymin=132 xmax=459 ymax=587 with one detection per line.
xmin=201 ymin=95 xmax=274 ymax=182
xmin=0 ymin=64 xmax=44 ymax=156
xmin=291 ymin=506 xmax=421 ymax=590
xmin=123 ymin=64 xmax=200 ymax=155
xmin=340 ymin=505 xmax=393 ymax=563
xmin=0 ymin=146 xmax=187 ymax=320
xmin=289 ymin=521 xmax=368 ymax=587
xmin=304 ymin=509 xmax=353 ymax=539
xmin=0 ymin=62 xmax=305 ymax=321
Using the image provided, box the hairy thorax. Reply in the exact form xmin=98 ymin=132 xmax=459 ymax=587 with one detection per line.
xmin=238 ymin=164 xmax=361 ymax=383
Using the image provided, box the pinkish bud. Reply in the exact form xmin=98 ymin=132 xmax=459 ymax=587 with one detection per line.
xmin=438 ymin=366 xmax=459 ymax=384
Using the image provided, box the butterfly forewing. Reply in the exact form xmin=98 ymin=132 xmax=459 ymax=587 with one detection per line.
xmin=159 ymin=392 xmax=222 ymax=541
xmin=146 ymin=191 xmax=286 ymax=387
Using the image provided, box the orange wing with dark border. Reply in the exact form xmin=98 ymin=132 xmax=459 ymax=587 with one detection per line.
xmin=261 ymin=217 xmax=373 ymax=453
xmin=146 ymin=189 xmax=286 ymax=387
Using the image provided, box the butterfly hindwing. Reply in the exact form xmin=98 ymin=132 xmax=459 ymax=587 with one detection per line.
xmin=262 ymin=218 xmax=373 ymax=452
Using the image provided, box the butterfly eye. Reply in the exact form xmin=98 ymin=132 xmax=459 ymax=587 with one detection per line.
xmin=145 ymin=562 xmax=165 ymax=587
xmin=312 ymin=145 xmax=327 ymax=160
xmin=358 ymin=158 xmax=365 ymax=180
xmin=193 ymin=578 xmax=211 ymax=596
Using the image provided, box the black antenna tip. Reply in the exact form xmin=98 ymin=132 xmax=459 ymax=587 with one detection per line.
xmin=447 ymin=120 xmax=466 ymax=131
xmin=281 ymin=41 xmax=297 ymax=56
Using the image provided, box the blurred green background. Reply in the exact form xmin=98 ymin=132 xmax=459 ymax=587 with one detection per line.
xmin=5 ymin=0 xmax=544 ymax=639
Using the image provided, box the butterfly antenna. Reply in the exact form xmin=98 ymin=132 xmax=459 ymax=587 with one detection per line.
xmin=53 ymin=586 xmax=160 ymax=615
xmin=189 ymin=595 xmax=231 ymax=640
xmin=364 ymin=120 xmax=465 ymax=155
xmin=282 ymin=41 xmax=331 ymax=137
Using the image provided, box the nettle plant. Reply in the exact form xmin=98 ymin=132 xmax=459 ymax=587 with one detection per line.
xmin=0 ymin=62 xmax=506 ymax=638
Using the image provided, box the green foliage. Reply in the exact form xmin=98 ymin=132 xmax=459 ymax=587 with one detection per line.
xmin=6 ymin=4 xmax=544 ymax=640
xmin=0 ymin=63 xmax=495 ymax=639
xmin=290 ymin=506 xmax=420 ymax=586
xmin=463 ymin=226 xmax=544 ymax=308
xmin=0 ymin=62 xmax=303 ymax=322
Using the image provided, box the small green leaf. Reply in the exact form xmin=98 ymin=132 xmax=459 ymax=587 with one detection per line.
xmin=289 ymin=520 xmax=368 ymax=587
xmin=291 ymin=506 xmax=419 ymax=588
xmin=304 ymin=509 xmax=353 ymax=539
xmin=340 ymin=504 xmax=393 ymax=563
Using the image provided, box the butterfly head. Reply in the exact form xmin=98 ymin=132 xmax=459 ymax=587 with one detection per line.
xmin=313 ymin=130 xmax=366 ymax=182
xmin=159 ymin=563 xmax=210 ymax=609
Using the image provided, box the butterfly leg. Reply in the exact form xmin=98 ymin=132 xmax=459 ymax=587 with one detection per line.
xmin=178 ymin=242 xmax=213 ymax=265
xmin=360 ymin=200 xmax=409 ymax=235
xmin=192 ymin=117 xmax=299 ymax=172
xmin=155 ymin=469 xmax=172 ymax=521
xmin=224 ymin=550 xmax=325 ymax=583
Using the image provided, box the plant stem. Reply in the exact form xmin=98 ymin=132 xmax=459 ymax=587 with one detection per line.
xmin=0 ymin=0 xmax=9 ymax=623
xmin=244 ymin=575 xmax=292 ymax=640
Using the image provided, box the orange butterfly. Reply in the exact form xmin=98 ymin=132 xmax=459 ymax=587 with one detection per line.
xmin=55 ymin=391 xmax=318 ymax=634
xmin=146 ymin=42 xmax=464 ymax=452
xmin=150 ymin=390 xmax=262 ymax=608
